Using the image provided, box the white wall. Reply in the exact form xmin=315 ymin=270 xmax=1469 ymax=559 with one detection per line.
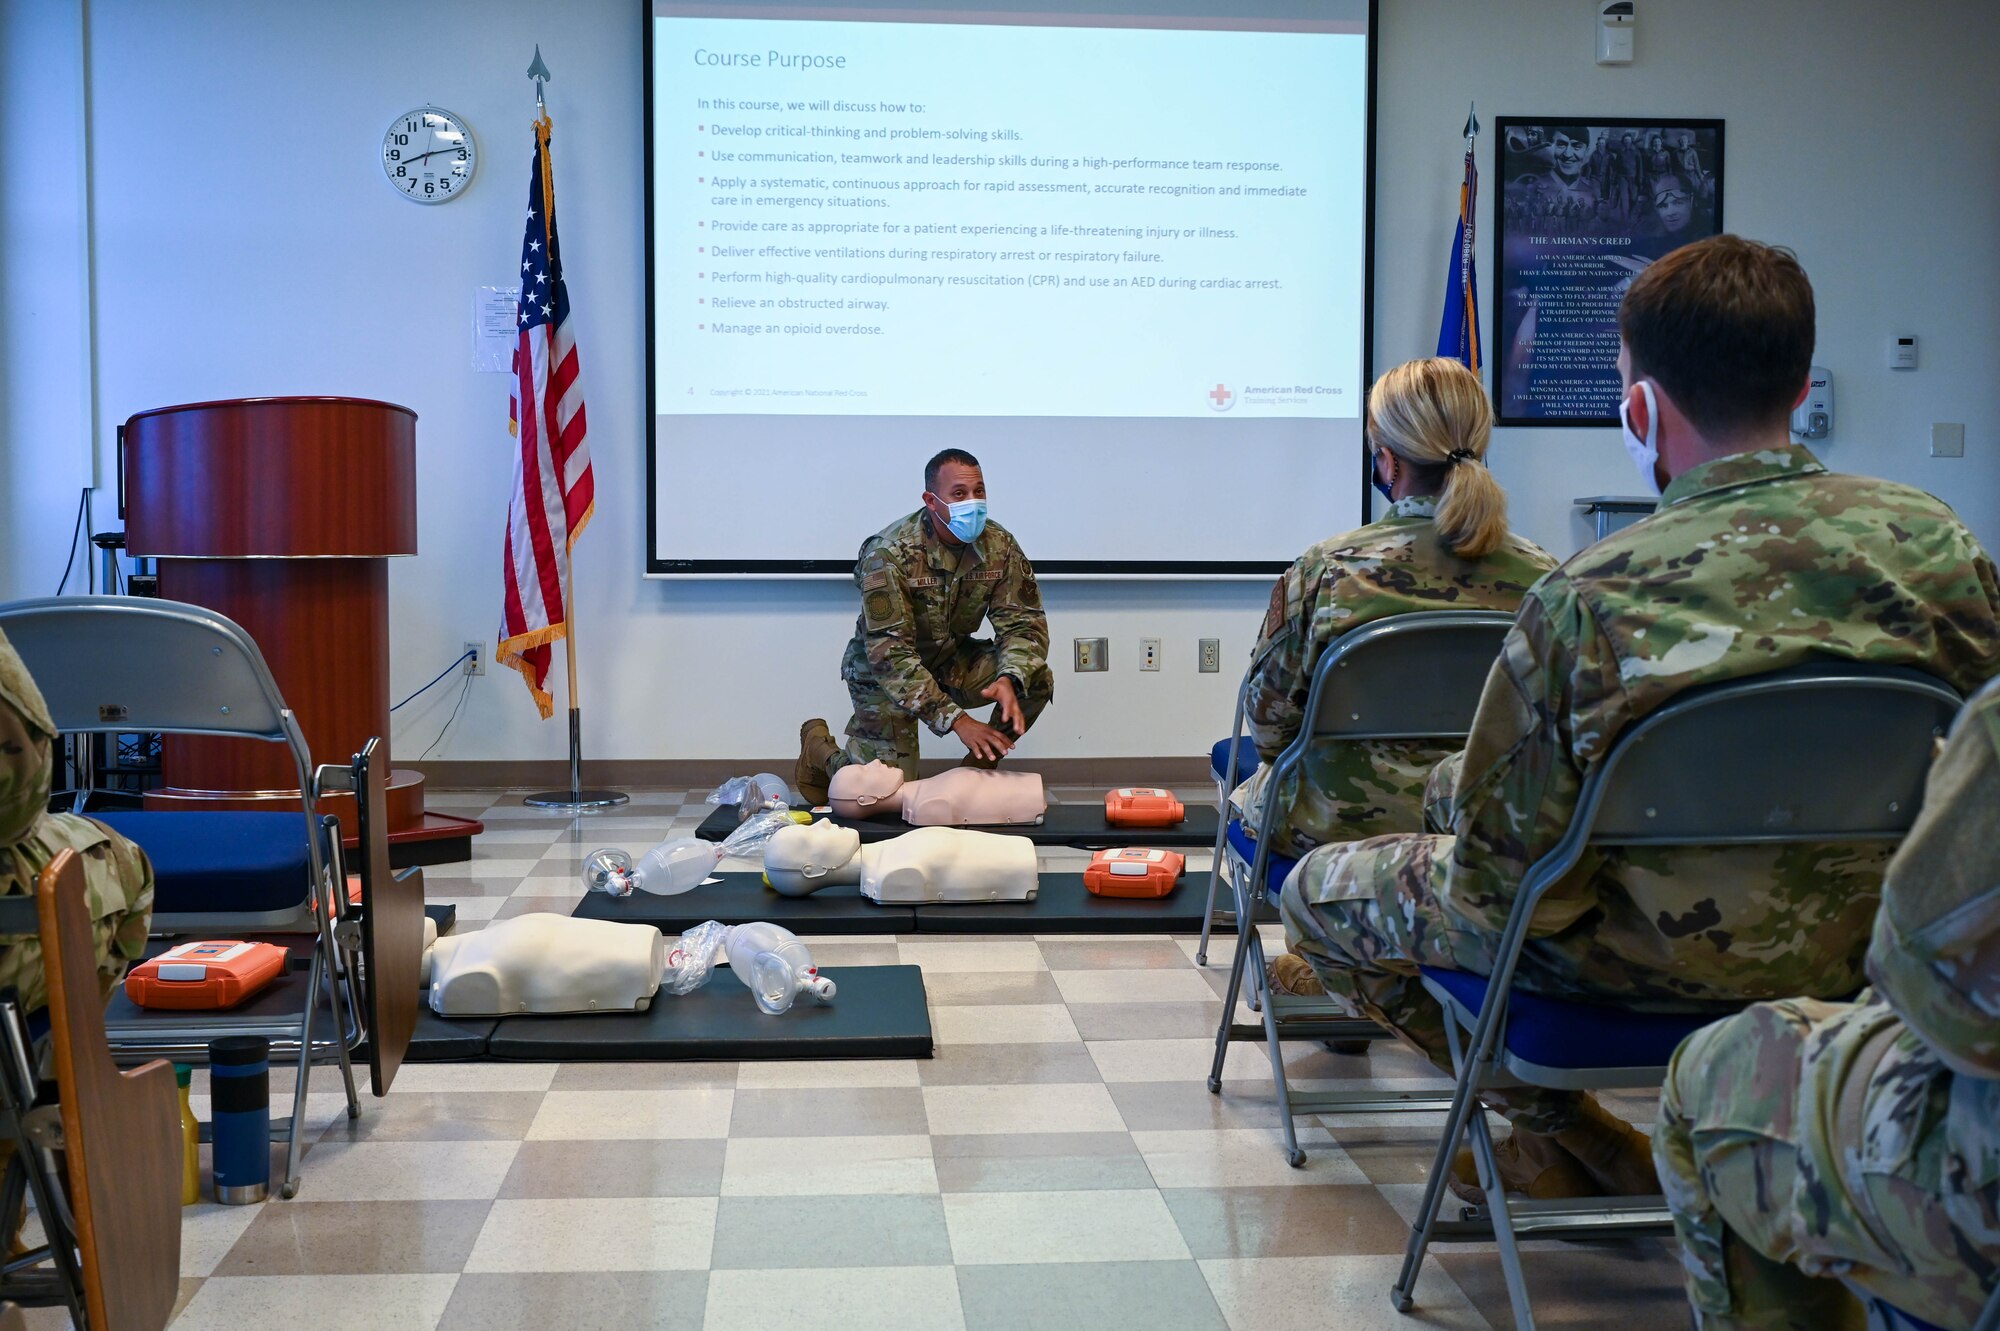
xmin=1373 ymin=0 xmax=2000 ymax=555
xmin=4 ymin=0 xmax=1996 ymax=765
xmin=0 ymin=1 xmax=94 ymax=594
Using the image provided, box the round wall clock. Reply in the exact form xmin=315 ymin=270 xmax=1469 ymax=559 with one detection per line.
xmin=381 ymin=106 xmax=476 ymax=204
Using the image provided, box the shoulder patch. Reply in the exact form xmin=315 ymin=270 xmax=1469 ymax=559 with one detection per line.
xmin=1261 ymin=576 xmax=1287 ymax=639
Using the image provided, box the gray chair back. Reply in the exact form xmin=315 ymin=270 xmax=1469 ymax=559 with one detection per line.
xmin=1250 ymin=611 xmax=1515 ymax=877
xmin=1577 ymin=663 xmax=1958 ymax=847
xmin=0 ymin=596 xmax=298 ymax=752
xmin=1299 ymin=611 xmax=1515 ymax=743
xmin=0 ymin=595 xmax=326 ymax=927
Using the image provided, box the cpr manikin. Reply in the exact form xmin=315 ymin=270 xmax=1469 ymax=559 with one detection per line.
xmin=829 ymin=761 xmax=1046 ymax=826
xmin=423 ymin=913 xmax=835 ymax=1017
xmin=764 ymin=819 xmax=1039 ymax=904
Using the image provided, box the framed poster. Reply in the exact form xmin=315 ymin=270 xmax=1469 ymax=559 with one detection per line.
xmin=1493 ymin=118 xmax=1724 ymax=425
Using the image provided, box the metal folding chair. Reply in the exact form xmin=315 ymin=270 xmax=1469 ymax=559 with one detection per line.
xmin=1392 ymin=663 xmax=1960 ymax=1330
xmin=1203 ymin=611 xmax=1517 ymax=1164
xmin=0 ymin=595 xmax=372 ymax=1197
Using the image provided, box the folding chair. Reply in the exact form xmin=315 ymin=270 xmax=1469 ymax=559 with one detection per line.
xmin=0 ymin=852 xmax=182 ymax=1331
xmin=1203 ymin=611 xmax=1517 ymax=1164
xmin=1392 ymin=663 xmax=1961 ymax=1331
xmin=0 ymin=595 xmax=409 ymax=1197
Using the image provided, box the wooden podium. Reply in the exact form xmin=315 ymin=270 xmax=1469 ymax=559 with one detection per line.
xmin=122 ymin=396 xmax=481 ymax=864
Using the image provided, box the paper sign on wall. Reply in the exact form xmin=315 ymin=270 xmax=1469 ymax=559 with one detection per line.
xmin=474 ymin=286 xmax=521 ymax=372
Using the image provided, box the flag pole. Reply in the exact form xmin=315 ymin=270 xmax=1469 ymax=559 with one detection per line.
xmin=522 ymin=44 xmax=626 ymax=812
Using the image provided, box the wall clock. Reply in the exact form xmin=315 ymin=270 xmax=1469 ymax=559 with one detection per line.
xmin=381 ymin=106 xmax=476 ymax=204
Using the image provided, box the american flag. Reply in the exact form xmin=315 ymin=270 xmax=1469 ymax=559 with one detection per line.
xmin=497 ymin=109 xmax=594 ymax=719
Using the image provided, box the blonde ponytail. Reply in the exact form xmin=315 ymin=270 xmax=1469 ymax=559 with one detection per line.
xmin=1368 ymin=357 xmax=1509 ymax=559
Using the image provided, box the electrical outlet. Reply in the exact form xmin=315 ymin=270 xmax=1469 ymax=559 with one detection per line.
xmin=463 ymin=642 xmax=485 ymax=675
xmin=1199 ymin=638 xmax=1222 ymax=673
xmin=1139 ymin=637 xmax=1161 ymax=671
xmin=1073 ymin=637 xmax=1109 ymax=672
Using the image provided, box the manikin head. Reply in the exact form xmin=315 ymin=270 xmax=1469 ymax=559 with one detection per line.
xmin=765 ymin=820 xmax=864 ymax=883
xmin=829 ymin=759 xmax=907 ymax=818
xmin=922 ymin=448 xmax=987 ymax=545
xmin=1616 ymin=235 xmax=1816 ymax=493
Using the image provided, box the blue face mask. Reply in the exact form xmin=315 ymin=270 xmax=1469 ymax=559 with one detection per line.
xmin=940 ymin=498 xmax=987 ymax=543
xmin=1370 ymin=453 xmax=1394 ymax=504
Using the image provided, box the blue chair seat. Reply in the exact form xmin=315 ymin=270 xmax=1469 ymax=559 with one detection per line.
xmin=1420 ymin=965 xmax=1733 ymax=1072
xmin=1210 ymin=737 xmax=1260 ymax=786
xmin=95 ymin=812 xmax=311 ymax=916
xmin=1225 ymin=819 xmax=1297 ymax=904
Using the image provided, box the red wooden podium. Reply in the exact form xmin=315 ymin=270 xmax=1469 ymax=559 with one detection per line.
xmin=122 ymin=396 xmax=481 ymax=863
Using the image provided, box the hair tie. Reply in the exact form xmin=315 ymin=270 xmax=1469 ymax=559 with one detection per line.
xmin=1445 ymin=448 xmax=1477 ymax=467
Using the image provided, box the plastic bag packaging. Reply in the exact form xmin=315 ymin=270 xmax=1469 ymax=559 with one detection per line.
xmin=657 ymin=920 xmax=836 ymax=1014
xmin=661 ymin=919 xmax=731 ymax=996
xmin=708 ymin=772 xmax=802 ymax=820
xmin=582 ymin=809 xmax=800 ymax=899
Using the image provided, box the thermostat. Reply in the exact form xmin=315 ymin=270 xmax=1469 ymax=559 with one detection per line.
xmin=1889 ymin=335 xmax=1918 ymax=370
xmin=1597 ymin=2 xmax=1636 ymax=64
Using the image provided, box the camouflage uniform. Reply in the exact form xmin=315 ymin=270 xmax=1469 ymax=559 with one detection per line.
xmin=0 ymin=626 xmax=155 ymax=1012
xmin=1234 ymin=494 xmax=1554 ymax=856
xmin=1281 ymin=444 xmax=2000 ymax=1132
xmin=835 ymin=510 xmax=1052 ymax=778
xmin=1656 ymin=677 xmax=2000 ymax=1330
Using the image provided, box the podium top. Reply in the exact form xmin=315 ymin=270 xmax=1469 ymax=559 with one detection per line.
xmin=124 ymin=396 xmax=420 ymax=559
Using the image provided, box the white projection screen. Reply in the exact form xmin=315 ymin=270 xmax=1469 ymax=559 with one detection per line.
xmin=644 ymin=0 xmax=1376 ymax=574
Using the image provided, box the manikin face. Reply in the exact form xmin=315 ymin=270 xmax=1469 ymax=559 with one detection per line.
xmin=765 ymin=821 xmax=863 ymax=879
xmin=1549 ymin=133 xmax=1588 ymax=180
xmin=922 ymin=461 xmax=986 ymax=540
xmin=829 ymin=759 xmax=906 ymax=808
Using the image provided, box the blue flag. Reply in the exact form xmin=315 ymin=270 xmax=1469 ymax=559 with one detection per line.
xmin=1435 ymin=141 xmax=1481 ymax=371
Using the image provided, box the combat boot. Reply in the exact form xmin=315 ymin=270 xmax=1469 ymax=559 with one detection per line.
xmin=1265 ymin=953 xmax=1370 ymax=1056
xmin=1446 ymin=1129 xmax=1599 ymax=1205
xmin=796 ymin=719 xmax=839 ymax=804
xmin=1549 ymin=1095 xmax=1660 ymax=1196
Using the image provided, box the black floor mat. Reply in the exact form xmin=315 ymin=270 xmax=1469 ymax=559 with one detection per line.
xmin=484 ymin=964 xmax=931 ymax=1060
xmin=695 ymin=801 xmax=1219 ymax=849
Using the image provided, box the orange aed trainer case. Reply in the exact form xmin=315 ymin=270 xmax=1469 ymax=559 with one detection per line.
xmin=1085 ymin=848 xmax=1186 ymax=898
xmin=1104 ymin=787 xmax=1186 ymax=828
xmin=124 ymin=940 xmax=288 ymax=1011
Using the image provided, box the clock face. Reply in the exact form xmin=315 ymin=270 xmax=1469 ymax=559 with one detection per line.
xmin=381 ymin=107 xmax=475 ymax=204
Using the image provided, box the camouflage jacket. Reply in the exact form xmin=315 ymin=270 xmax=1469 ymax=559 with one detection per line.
xmin=1867 ymin=674 xmax=2000 ymax=1078
xmin=841 ymin=510 xmax=1049 ymax=735
xmin=1242 ymin=495 xmax=1555 ymax=851
xmin=0 ymin=627 xmax=155 ymax=1012
xmin=1443 ymin=444 xmax=2000 ymax=1002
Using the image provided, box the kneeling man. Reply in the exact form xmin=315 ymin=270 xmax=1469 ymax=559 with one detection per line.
xmin=798 ymin=449 xmax=1052 ymax=801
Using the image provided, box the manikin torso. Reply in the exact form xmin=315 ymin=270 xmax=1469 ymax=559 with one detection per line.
xmin=829 ymin=761 xmax=1046 ymax=826
xmin=765 ymin=820 xmax=1038 ymax=903
xmin=427 ymin=913 xmax=667 ymax=1016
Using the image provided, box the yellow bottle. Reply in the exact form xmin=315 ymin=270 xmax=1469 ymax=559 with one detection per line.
xmin=175 ymin=1064 xmax=200 ymax=1205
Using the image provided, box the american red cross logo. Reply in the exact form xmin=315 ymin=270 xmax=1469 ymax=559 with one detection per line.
xmin=1207 ymin=383 xmax=1235 ymax=412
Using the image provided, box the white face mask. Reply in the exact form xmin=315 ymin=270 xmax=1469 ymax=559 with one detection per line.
xmin=1618 ymin=381 xmax=1662 ymax=496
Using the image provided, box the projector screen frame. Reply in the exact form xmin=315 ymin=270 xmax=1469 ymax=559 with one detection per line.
xmin=641 ymin=0 xmax=1380 ymax=578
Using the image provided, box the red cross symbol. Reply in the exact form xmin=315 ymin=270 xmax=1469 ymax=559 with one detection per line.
xmin=1208 ymin=384 xmax=1233 ymax=409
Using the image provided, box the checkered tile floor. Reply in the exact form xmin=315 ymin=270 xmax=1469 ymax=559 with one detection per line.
xmin=61 ymin=787 xmax=1688 ymax=1329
